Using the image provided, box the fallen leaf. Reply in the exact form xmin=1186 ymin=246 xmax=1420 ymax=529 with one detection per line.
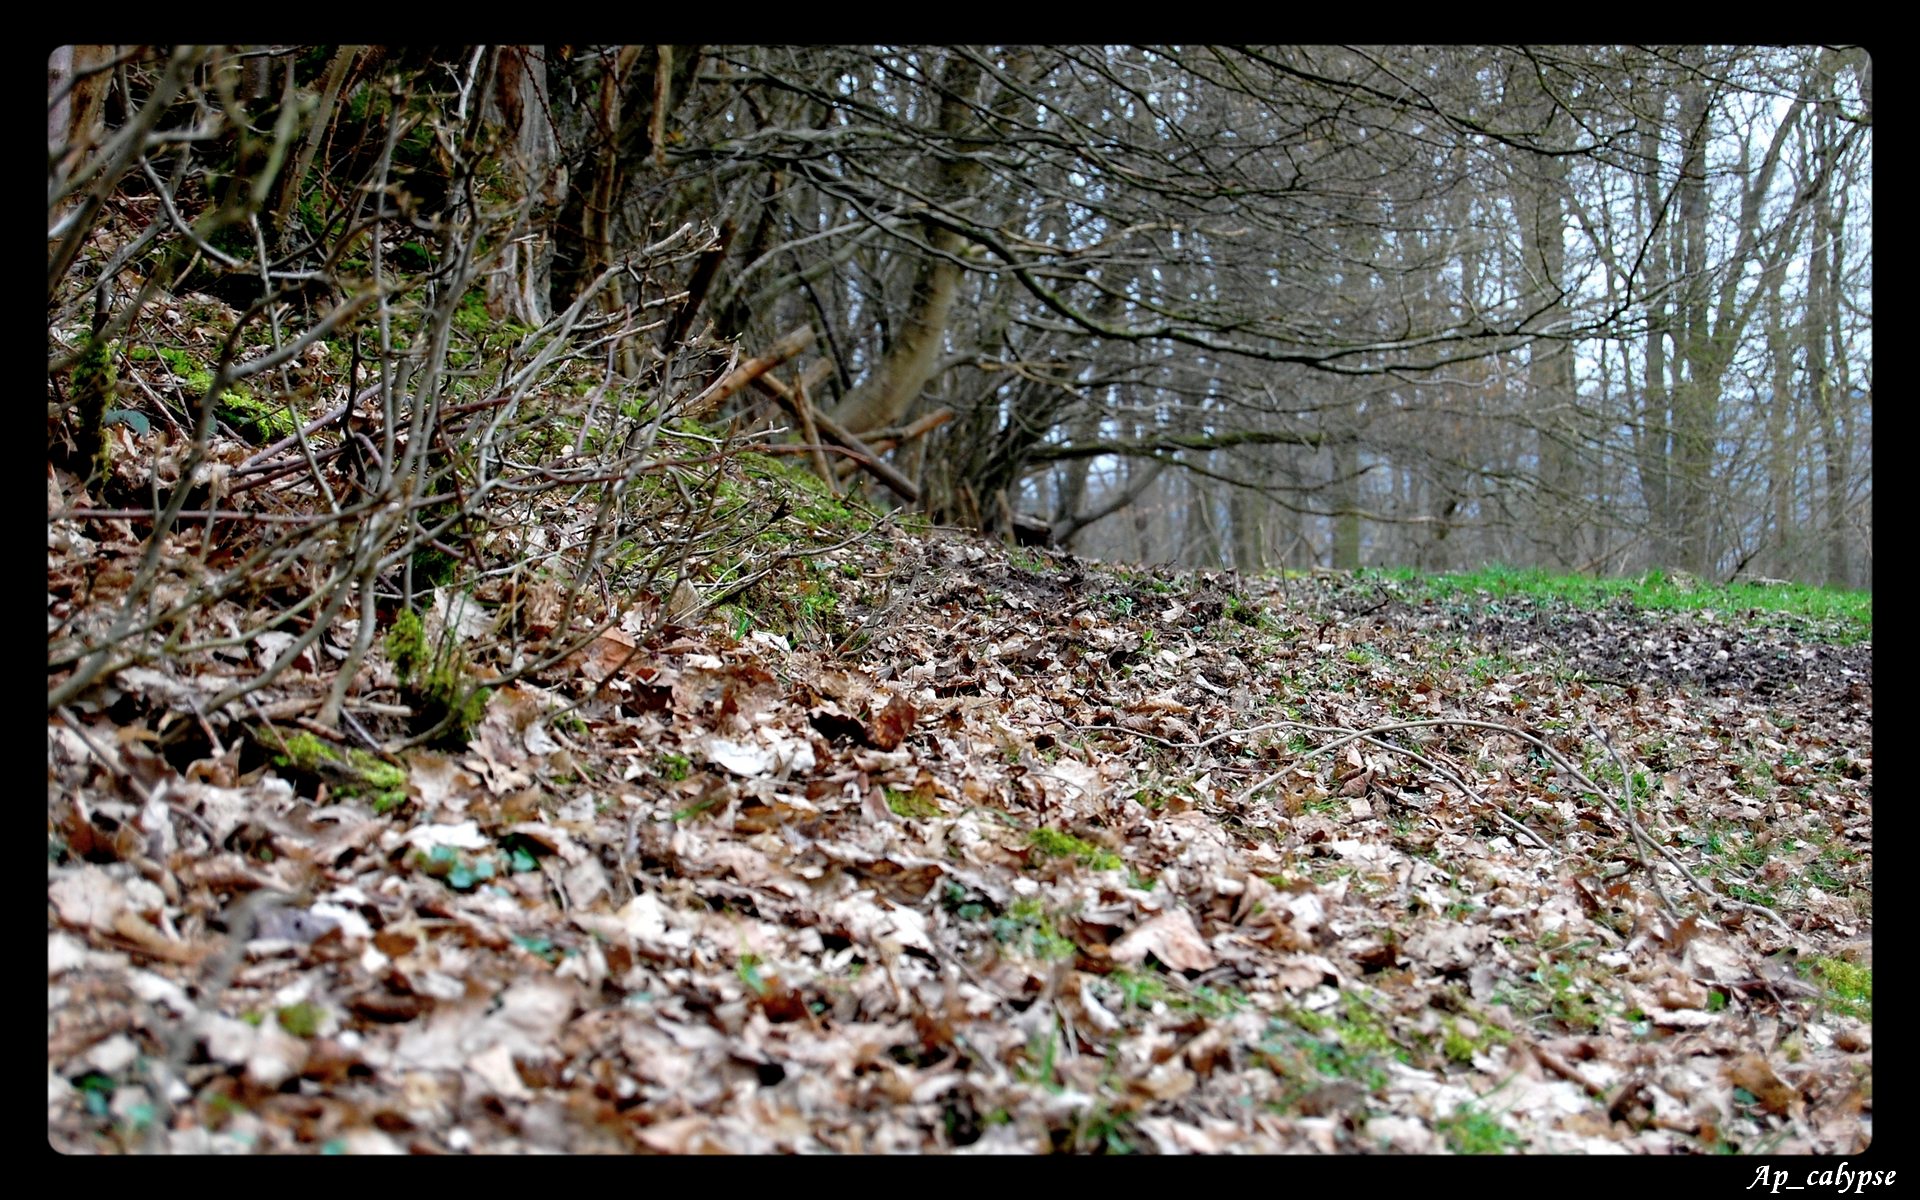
xmin=1110 ymin=908 xmax=1217 ymax=972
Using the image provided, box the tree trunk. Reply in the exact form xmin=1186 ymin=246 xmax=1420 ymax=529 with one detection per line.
xmin=830 ymin=51 xmax=984 ymax=434
xmin=1330 ymin=432 xmax=1361 ymax=570
xmin=484 ymin=46 xmax=564 ymax=326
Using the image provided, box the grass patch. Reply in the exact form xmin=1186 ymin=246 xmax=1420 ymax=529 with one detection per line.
xmin=1006 ymin=544 xmax=1052 ymax=573
xmin=1376 ymin=563 xmax=1870 ymax=643
xmin=1436 ymin=1104 xmax=1523 ymax=1154
xmin=1491 ymin=933 xmax=1621 ymax=1033
xmin=993 ymin=898 xmax=1078 ymax=961
xmin=1099 ymin=967 xmax=1246 ymax=1018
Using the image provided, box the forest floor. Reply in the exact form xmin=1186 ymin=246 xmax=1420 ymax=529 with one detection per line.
xmin=48 ymin=461 xmax=1872 ymax=1155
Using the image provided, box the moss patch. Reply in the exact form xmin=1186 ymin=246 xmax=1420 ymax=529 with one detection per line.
xmin=1027 ymin=827 xmax=1122 ymax=871
xmin=384 ymin=607 xmax=490 ymax=748
xmin=271 ymin=732 xmax=409 ymax=813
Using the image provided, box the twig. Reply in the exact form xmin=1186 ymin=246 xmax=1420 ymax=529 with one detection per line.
xmin=1074 ymin=715 xmax=1561 ymax=855
xmin=791 ymin=373 xmax=837 ymax=493
xmin=55 ymin=706 xmax=152 ymax=805
xmin=1588 ymin=718 xmax=1678 ymax=917
xmin=1528 ymin=1038 xmax=1608 ymax=1099
xmin=753 ymin=372 xmax=921 ymax=502
xmin=693 ymin=324 xmax=814 ymax=415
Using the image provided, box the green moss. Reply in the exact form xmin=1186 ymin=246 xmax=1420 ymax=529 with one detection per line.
xmin=141 ymin=342 xmax=283 ymax=438
xmin=408 ymin=546 xmax=460 ymax=596
xmin=384 ymin=607 xmax=489 ymax=748
xmin=670 ymin=415 xmax=726 ymax=440
xmin=1027 ymin=827 xmax=1122 ymax=871
xmin=351 ymin=755 xmax=410 ymax=814
xmin=275 ymin=731 xmax=334 ymax=772
xmin=71 ymin=335 xmax=119 ymax=484
xmin=275 ymin=1002 xmax=325 ymax=1038
xmin=1804 ymin=957 xmax=1871 ymax=1019
xmin=451 ymin=289 xmax=531 ymax=340
xmin=427 ymin=674 xmax=491 ymax=748
xmin=657 ymin=752 xmax=691 ymax=782
xmin=217 ymin=389 xmax=297 ymax=442
xmin=271 ymin=733 xmax=409 ymax=813
xmin=384 ymin=609 xmax=427 ymax=684
xmin=740 ymin=452 xmax=871 ymax=533
xmin=885 ymin=787 xmax=944 ymax=820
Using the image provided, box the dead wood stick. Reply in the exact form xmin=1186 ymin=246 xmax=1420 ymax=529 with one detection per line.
xmin=791 ymin=374 xmax=837 ymax=494
xmin=751 ymin=373 xmax=919 ymax=502
xmin=1528 ymin=1039 xmax=1608 ymax=1099
xmin=797 ymin=357 xmax=836 ymax=395
xmin=831 ymin=407 xmax=955 ymax=478
xmin=893 ymin=407 xmax=955 ymax=443
xmin=694 ymin=325 xmax=813 ymax=415
xmin=662 ymin=218 xmax=733 ymax=350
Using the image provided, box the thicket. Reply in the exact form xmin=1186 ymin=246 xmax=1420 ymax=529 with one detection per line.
xmin=47 ymin=47 xmax=811 ymax=755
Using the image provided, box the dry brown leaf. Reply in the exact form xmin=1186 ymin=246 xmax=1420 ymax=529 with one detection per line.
xmin=1110 ymin=908 xmax=1217 ymax=972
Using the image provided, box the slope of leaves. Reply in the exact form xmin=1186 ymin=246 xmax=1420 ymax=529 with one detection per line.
xmin=49 ymin=507 xmax=1871 ymax=1154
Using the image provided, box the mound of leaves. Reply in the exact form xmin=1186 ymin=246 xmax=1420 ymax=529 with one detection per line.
xmin=50 ymin=535 xmax=1870 ymax=1154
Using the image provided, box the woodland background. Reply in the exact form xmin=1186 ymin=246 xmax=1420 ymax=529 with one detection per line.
xmin=49 ymin=45 xmax=1872 ymax=586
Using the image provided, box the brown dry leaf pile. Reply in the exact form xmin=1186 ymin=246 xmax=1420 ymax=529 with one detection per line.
xmin=48 ymin=517 xmax=1871 ymax=1154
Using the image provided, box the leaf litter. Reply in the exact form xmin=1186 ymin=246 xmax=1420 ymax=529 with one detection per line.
xmin=49 ymin=514 xmax=1870 ymax=1154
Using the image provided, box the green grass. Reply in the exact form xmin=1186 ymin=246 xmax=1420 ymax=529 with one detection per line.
xmin=1491 ymin=933 xmax=1622 ymax=1033
xmin=993 ymin=898 xmax=1079 ymax=961
xmin=1006 ymin=544 xmax=1051 ymax=572
xmin=1259 ymin=1016 xmax=1390 ymax=1098
xmin=1436 ymin=1104 xmax=1523 ymax=1154
xmin=1374 ymin=563 xmax=1870 ymax=642
xmin=1099 ymin=968 xmax=1245 ymax=1018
